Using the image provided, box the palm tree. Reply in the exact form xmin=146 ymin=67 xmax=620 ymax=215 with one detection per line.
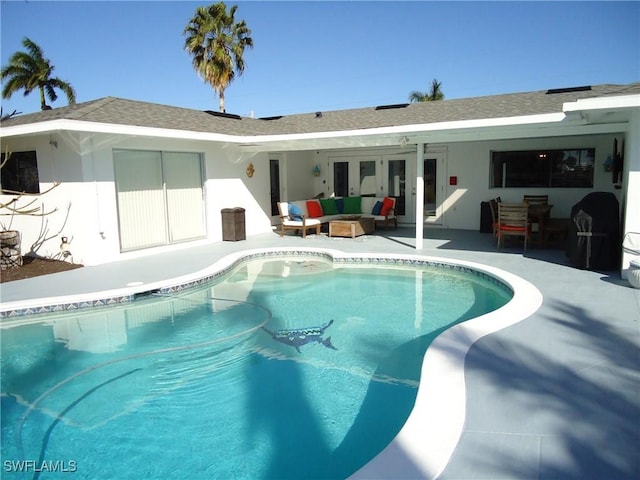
xmin=184 ymin=2 xmax=253 ymax=112
xmin=409 ymin=78 xmax=444 ymax=103
xmin=1 ymin=37 xmax=76 ymax=111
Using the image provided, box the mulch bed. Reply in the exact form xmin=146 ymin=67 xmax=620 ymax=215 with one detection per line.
xmin=0 ymin=256 xmax=83 ymax=283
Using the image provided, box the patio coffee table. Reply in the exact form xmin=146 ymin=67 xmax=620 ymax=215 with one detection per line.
xmin=329 ymin=216 xmax=375 ymax=238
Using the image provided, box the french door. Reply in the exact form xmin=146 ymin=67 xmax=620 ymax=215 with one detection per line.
xmin=269 ymin=158 xmax=280 ymax=216
xmin=328 ymin=150 xmax=446 ymax=225
xmin=382 ymin=148 xmax=446 ymax=224
xmin=114 ymin=149 xmax=206 ymax=251
xmin=330 ymin=154 xmax=411 ymax=223
xmin=423 ymin=149 xmax=446 ymax=225
xmin=384 ymin=157 xmax=408 ymax=221
xmin=330 ymin=156 xmax=379 ymax=197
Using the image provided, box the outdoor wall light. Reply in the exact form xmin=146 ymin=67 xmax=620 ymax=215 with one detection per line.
xmin=313 ymin=164 xmax=321 ymax=177
xmin=60 ymin=236 xmax=71 ymax=258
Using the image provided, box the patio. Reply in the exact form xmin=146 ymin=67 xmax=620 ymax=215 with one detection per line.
xmin=1 ymin=227 xmax=638 ymax=479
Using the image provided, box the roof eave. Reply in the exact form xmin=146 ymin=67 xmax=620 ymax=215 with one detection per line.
xmin=563 ymin=93 xmax=640 ymax=113
xmin=237 ymin=113 xmax=577 ymax=151
xmin=1 ymin=107 xmax=633 ymax=150
xmin=0 ymin=119 xmax=240 ymax=143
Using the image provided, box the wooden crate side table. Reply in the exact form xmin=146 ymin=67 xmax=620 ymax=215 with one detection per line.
xmin=329 ymin=216 xmax=375 ymax=238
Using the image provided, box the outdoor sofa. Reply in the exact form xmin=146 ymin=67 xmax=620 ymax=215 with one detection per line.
xmin=278 ymin=196 xmax=397 ymax=238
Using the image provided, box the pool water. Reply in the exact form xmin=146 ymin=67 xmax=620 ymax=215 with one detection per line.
xmin=1 ymin=257 xmax=511 ymax=479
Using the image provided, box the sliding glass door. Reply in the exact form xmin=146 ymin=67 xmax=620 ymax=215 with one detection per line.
xmin=114 ymin=150 xmax=205 ymax=251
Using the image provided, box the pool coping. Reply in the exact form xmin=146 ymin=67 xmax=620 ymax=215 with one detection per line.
xmin=0 ymin=247 xmax=543 ymax=479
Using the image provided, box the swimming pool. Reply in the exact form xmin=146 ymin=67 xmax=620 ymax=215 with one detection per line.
xmin=1 ymin=250 xmax=540 ymax=479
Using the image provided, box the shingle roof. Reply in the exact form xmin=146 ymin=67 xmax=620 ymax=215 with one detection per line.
xmin=2 ymin=82 xmax=639 ymax=137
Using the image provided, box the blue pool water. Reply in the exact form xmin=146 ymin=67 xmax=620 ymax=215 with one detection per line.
xmin=1 ymin=257 xmax=511 ymax=479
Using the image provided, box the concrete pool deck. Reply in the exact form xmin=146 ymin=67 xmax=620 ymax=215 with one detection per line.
xmin=1 ymin=227 xmax=639 ymax=479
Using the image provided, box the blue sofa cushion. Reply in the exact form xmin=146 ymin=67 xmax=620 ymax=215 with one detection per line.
xmin=288 ymin=203 xmax=303 ymax=221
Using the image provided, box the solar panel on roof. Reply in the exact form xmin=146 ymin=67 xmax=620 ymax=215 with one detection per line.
xmin=374 ymin=103 xmax=409 ymax=110
xmin=546 ymin=86 xmax=592 ymax=94
xmin=204 ymin=110 xmax=242 ymax=120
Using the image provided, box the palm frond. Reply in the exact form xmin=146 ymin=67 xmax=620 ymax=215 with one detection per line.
xmin=183 ymin=1 xmax=253 ymax=112
xmin=0 ymin=37 xmax=76 ymax=108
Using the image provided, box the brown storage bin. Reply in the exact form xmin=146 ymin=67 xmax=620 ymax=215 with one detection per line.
xmin=221 ymin=208 xmax=246 ymax=241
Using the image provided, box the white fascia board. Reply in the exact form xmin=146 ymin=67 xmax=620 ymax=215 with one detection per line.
xmin=246 ymin=112 xmax=569 ymax=145
xmin=0 ymin=119 xmax=239 ymax=142
xmin=563 ymin=94 xmax=640 ymax=113
xmin=1 ymin=111 xmax=568 ymax=145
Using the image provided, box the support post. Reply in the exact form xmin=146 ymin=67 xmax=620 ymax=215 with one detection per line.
xmin=415 ymin=143 xmax=425 ymax=249
xmin=622 ymin=110 xmax=640 ymax=277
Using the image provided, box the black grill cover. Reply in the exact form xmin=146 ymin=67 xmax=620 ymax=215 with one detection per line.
xmin=566 ymin=192 xmax=620 ymax=270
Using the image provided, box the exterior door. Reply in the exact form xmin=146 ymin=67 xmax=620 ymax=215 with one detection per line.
xmin=269 ymin=158 xmax=280 ymax=216
xmin=330 ymin=156 xmax=379 ymax=197
xmin=424 ymin=148 xmax=446 ymax=225
xmin=385 ymin=158 xmax=409 ymax=222
xmin=114 ymin=149 xmax=205 ymax=251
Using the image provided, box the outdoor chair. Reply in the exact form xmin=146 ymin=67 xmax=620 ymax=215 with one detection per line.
xmin=497 ymin=202 xmax=531 ymax=251
xmin=523 ymin=195 xmax=550 ymax=243
xmin=522 ymin=195 xmax=549 ymax=205
xmin=277 ymin=202 xmax=321 ymax=238
xmin=488 ymin=197 xmax=501 ymax=243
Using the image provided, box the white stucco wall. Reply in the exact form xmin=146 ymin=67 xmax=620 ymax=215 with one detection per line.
xmin=1 ymin=133 xmax=277 ymax=266
xmin=0 ymin=134 xmax=96 ymax=264
xmin=442 ymin=133 xmax=624 ymax=230
xmin=281 ymin=150 xmax=315 ymax=202
xmin=1 ymin=129 xmax=631 ymax=267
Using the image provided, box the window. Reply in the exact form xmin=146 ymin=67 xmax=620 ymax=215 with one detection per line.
xmin=359 ymin=160 xmax=376 ymax=197
xmin=491 ymin=148 xmax=594 ymax=188
xmin=269 ymin=159 xmax=280 ymax=216
xmin=0 ymin=150 xmax=40 ymax=193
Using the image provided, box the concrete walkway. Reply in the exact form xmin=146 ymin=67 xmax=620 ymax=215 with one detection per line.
xmin=1 ymin=228 xmax=638 ymax=479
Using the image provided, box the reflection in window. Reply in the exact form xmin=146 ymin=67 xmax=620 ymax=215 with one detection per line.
xmin=359 ymin=160 xmax=376 ymax=197
xmin=424 ymin=158 xmax=437 ymax=214
xmin=1 ymin=151 xmax=40 ymax=193
xmin=270 ymin=159 xmax=280 ymax=215
xmin=333 ymin=162 xmax=349 ymax=197
xmin=388 ymin=160 xmax=406 ymax=215
xmin=491 ymin=148 xmax=595 ymax=188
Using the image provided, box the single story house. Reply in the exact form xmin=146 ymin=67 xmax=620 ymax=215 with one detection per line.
xmin=1 ymin=82 xmax=639 ymax=277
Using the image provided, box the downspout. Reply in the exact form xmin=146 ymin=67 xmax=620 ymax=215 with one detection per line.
xmin=90 ymin=138 xmax=105 ymax=240
xmin=415 ymin=142 xmax=425 ymax=249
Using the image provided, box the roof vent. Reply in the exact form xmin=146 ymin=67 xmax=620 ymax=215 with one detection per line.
xmin=545 ymin=86 xmax=592 ymax=95
xmin=375 ymin=103 xmax=409 ymax=110
xmin=315 ymin=112 xmax=323 ymax=118
xmin=204 ymin=110 xmax=242 ymax=120
xmin=259 ymin=115 xmax=283 ymax=121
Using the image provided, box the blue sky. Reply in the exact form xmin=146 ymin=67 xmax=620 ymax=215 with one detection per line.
xmin=1 ymin=1 xmax=639 ymax=118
